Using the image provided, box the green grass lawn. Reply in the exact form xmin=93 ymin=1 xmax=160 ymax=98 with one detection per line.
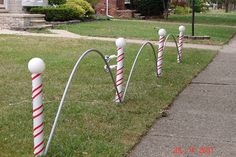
xmin=0 ymin=35 xmax=216 ymax=156
xmin=167 ymin=11 xmax=236 ymax=26
xmin=56 ymin=20 xmax=236 ymax=45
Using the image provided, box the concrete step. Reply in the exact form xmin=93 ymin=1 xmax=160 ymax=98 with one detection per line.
xmin=134 ymin=12 xmax=145 ymax=19
xmin=139 ymin=16 xmax=145 ymax=19
xmin=134 ymin=13 xmax=141 ymax=17
xmin=0 ymin=9 xmax=8 ymax=13
xmin=30 ymin=19 xmax=47 ymax=26
xmin=31 ymin=19 xmax=46 ymax=23
xmin=25 ymin=24 xmax=53 ymax=29
xmin=30 ymin=17 xmax=46 ymax=21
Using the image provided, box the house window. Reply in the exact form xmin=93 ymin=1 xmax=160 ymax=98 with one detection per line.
xmin=125 ymin=0 xmax=130 ymax=4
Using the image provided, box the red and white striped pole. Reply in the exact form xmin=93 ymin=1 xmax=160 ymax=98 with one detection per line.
xmin=177 ymin=25 xmax=185 ymax=63
xmin=28 ymin=58 xmax=45 ymax=156
xmin=115 ymin=38 xmax=126 ymax=103
xmin=157 ymin=29 xmax=166 ymax=77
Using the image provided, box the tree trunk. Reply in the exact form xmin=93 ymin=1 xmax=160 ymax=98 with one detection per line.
xmin=225 ymin=0 xmax=229 ymax=13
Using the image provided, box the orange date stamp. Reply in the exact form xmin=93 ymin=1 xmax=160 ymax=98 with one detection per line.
xmin=172 ymin=146 xmax=214 ymax=155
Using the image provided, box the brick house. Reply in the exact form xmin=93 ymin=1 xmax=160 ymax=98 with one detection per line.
xmin=95 ymin=0 xmax=135 ymax=18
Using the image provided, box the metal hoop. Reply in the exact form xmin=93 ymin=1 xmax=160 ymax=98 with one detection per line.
xmin=44 ymin=49 xmax=122 ymax=155
xmin=164 ymin=34 xmax=180 ymax=59
xmin=122 ymin=42 xmax=157 ymax=101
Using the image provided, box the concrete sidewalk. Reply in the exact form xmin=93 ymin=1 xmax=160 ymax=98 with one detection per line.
xmin=128 ymin=36 xmax=236 ymax=156
xmin=0 ymin=29 xmax=221 ymax=51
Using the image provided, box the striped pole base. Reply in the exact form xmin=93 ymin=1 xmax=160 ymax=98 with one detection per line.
xmin=115 ymin=38 xmax=126 ymax=103
xmin=28 ymin=58 xmax=45 ymax=156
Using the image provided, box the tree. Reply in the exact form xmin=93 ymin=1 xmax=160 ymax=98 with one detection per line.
xmin=225 ymin=0 xmax=236 ymax=12
xmin=131 ymin=0 xmax=167 ymax=17
xmin=209 ymin=0 xmax=236 ymax=12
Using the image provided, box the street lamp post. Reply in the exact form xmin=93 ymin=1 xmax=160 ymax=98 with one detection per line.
xmin=192 ymin=0 xmax=195 ymax=36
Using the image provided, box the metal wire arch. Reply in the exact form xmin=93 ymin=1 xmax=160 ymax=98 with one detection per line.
xmin=163 ymin=34 xmax=181 ymax=61
xmin=44 ymin=49 xmax=122 ymax=155
xmin=122 ymin=41 xmax=157 ymax=101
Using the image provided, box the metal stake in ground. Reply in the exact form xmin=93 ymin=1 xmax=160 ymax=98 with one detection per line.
xmin=115 ymin=38 xmax=126 ymax=103
xmin=28 ymin=58 xmax=45 ymax=156
xmin=177 ymin=25 xmax=185 ymax=63
xmin=157 ymin=29 xmax=166 ymax=77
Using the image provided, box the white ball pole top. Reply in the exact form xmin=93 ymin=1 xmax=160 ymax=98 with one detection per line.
xmin=28 ymin=58 xmax=45 ymax=74
xmin=158 ymin=28 xmax=166 ymax=36
xmin=179 ymin=25 xmax=186 ymax=33
xmin=116 ymin=38 xmax=126 ymax=48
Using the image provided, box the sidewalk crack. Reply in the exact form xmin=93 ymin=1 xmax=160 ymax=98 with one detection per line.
xmin=192 ymin=81 xmax=236 ymax=86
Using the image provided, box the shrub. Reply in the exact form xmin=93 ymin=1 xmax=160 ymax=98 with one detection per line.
xmin=30 ymin=7 xmax=77 ymax=21
xmin=61 ymin=4 xmax=86 ymax=18
xmin=175 ymin=6 xmax=190 ymax=15
xmin=30 ymin=0 xmax=95 ymax=21
xmin=187 ymin=0 xmax=204 ymax=13
xmin=135 ymin=0 xmax=166 ymax=16
xmin=62 ymin=0 xmax=95 ymax=17
xmin=48 ymin=0 xmax=66 ymax=5
xmin=85 ymin=0 xmax=99 ymax=8
xmin=171 ymin=1 xmax=188 ymax=7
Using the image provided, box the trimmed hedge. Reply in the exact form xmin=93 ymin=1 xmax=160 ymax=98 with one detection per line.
xmin=30 ymin=7 xmax=77 ymax=21
xmin=175 ymin=6 xmax=190 ymax=15
xmin=62 ymin=0 xmax=94 ymax=16
xmin=48 ymin=0 xmax=66 ymax=5
xmin=30 ymin=0 xmax=95 ymax=21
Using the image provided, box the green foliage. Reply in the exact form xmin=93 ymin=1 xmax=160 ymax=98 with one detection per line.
xmin=85 ymin=0 xmax=99 ymax=7
xmin=135 ymin=0 xmax=165 ymax=16
xmin=171 ymin=0 xmax=188 ymax=7
xmin=175 ymin=6 xmax=190 ymax=15
xmin=187 ymin=0 xmax=205 ymax=12
xmin=30 ymin=7 xmax=77 ymax=21
xmin=48 ymin=0 xmax=66 ymax=5
xmin=30 ymin=0 xmax=94 ymax=21
xmin=62 ymin=0 xmax=95 ymax=17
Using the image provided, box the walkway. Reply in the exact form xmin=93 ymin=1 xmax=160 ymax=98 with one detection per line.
xmin=128 ymin=36 xmax=236 ymax=156
xmin=0 ymin=29 xmax=221 ymax=51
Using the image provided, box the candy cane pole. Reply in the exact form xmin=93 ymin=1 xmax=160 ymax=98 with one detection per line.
xmin=177 ymin=25 xmax=185 ymax=63
xmin=28 ymin=58 xmax=46 ymax=156
xmin=115 ymin=38 xmax=126 ymax=103
xmin=157 ymin=29 xmax=166 ymax=77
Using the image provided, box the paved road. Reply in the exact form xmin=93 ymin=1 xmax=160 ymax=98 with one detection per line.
xmin=128 ymin=36 xmax=236 ymax=157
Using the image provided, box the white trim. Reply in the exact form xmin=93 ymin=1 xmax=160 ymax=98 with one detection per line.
xmin=4 ymin=0 xmax=8 ymax=10
xmin=105 ymin=0 xmax=113 ymax=18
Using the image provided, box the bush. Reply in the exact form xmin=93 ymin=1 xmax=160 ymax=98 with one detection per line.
xmin=171 ymin=1 xmax=188 ymax=7
xmin=30 ymin=7 xmax=77 ymax=21
xmin=30 ymin=0 xmax=95 ymax=21
xmin=135 ymin=0 xmax=166 ymax=16
xmin=175 ymin=6 xmax=190 ymax=15
xmin=85 ymin=0 xmax=99 ymax=8
xmin=62 ymin=0 xmax=95 ymax=17
xmin=48 ymin=0 xmax=66 ymax=5
xmin=187 ymin=0 xmax=204 ymax=13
